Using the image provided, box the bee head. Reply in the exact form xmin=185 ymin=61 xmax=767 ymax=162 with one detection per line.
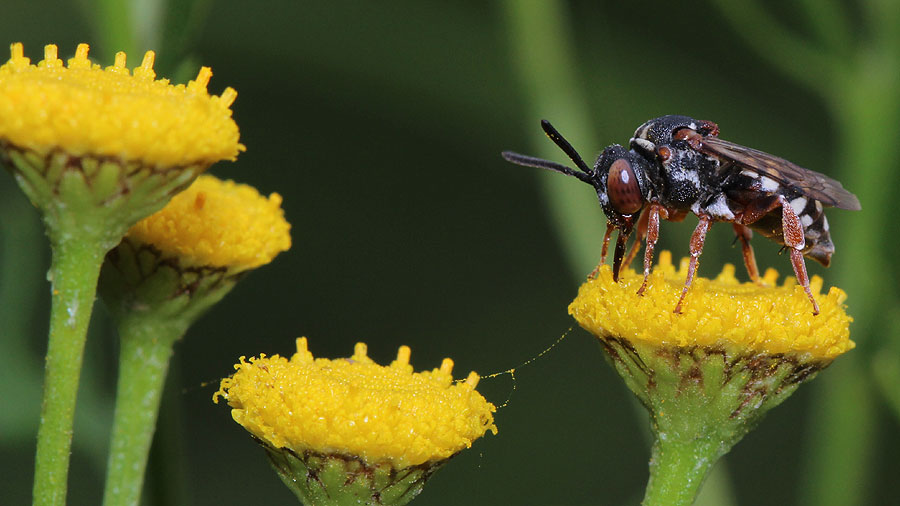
xmin=594 ymin=145 xmax=653 ymax=229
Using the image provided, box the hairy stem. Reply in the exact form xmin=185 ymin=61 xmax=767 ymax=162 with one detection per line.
xmin=102 ymin=316 xmax=186 ymax=506
xmin=642 ymin=438 xmax=721 ymax=506
xmin=32 ymin=235 xmax=106 ymax=506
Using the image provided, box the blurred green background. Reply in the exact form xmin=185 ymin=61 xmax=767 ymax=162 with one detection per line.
xmin=1 ymin=0 xmax=899 ymax=505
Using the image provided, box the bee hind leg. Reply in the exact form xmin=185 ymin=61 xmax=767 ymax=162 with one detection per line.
xmin=778 ymin=196 xmax=820 ymax=315
xmin=732 ymin=223 xmax=761 ymax=283
xmin=737 ymin=195 xmax=819 ymax=314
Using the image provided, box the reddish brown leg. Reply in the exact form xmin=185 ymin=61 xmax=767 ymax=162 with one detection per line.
xmin=589 ymin=222 xmax=617 ymax=280
xmin=737 ymin=194 xmax=780 ymax=225
xmin=600 ymin=221 xmax=614 ymax=264
xmin=637 ymin=203 xmax=661 ymax=296
xmin=779 ymin=196 xmax=819 ymax=315
xmin=674 ymin=214 xmax=712 ymax=314
xmin=624 ymin=209 xmax=651 ymax=267
xmin=732 ymin=223 xmax=760 ymax=283
xmin=623 ymin=234 xmax=642 ymax=268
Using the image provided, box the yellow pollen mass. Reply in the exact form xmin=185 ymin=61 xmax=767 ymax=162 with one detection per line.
xmin=214 ymin=338 xmax=498 ymax=468
xmin=127 ymin=175 xmax=291 ymax=271
xmin=0 ymin=43 xmax=243 ymax=168
xmin=569 ymin=251 xmax=854 ymax=361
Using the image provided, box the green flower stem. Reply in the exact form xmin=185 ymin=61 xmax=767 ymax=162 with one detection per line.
xmin=33 ymin=234 xmax=108 ymax=506
xmin=642 ymin=438 xmax=721 ymax=506
xmin=102 ymin=315 xmax=186 ymax=506
xmin=597 ymin=337 xmax=827 ymax=506
xmin=98 ymin=237 xmax=239 ymax=505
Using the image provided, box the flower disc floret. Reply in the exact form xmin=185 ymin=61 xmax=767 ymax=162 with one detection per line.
xmin=0 ymin=43 xmax=242 ymax=168
xmin=215 ymin=338 xmax=497 ymax=468
xmin=569 ymin=251 xmax=853 ymax=361
xmin=126 ymin=175 xmax=291 ymax=271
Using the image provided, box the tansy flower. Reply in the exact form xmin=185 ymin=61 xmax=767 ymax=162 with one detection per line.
xmin=101 ymin=173 xmax=290 ymax=322
xmin=98 ymin=175 xmax=290 ymax=506
xmin=0 ymin=42 xmax=243 ymax=249
xmin=214 ymin=338 xmax=497 ymax=505
xmin=3 ymin=42 xmax=244 ymax=505
xmin=0 ymin=42 xmax=240 ymax=169
xmin=125 ymin=175 xmax=291 ymax=273
xmin=569 ymin=251 xmax=853 ymax=506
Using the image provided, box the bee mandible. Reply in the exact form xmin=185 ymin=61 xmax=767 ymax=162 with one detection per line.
xmin=502 ymin=115 xmax=861 ymax=315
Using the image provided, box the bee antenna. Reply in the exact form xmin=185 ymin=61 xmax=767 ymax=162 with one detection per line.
xmin=501 ymin=151 xmax=593 ymax=184
xmin=540 ymin=120 xmax=593 ymax=175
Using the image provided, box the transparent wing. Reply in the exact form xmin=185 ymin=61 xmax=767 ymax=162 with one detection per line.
xmin=699 ymin=136 xmax=861 ymax=210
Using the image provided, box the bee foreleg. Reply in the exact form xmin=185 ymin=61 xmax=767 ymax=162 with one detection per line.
xmin=600 ymin=221 xmax=614 ymax=264
xmin=591 ymin=222 xmax=616 ymax=279
xmin=637 ymin=203 xmax=662 ymax=296
xmin=612 ymin=229 xmax=630 ymax=282
xmin=779 ymin=196 xmax=820 ymax=315
xmin=674 ymin=214 xmax=712 ymax=314
xmin=732 ymin=223 xmax=760 ymax=283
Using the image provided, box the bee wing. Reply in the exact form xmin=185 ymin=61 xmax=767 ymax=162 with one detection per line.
xmin=698 ymin=136 xmax=861 ymax=210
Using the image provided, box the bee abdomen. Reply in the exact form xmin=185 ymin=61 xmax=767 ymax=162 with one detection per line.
xmin=742 ymin=192 xmax=835 ymax=267
xmin=799 ymin=199 xmax=834 ymax=266
xmin=785 ymin=194 xmax=834 ymax=266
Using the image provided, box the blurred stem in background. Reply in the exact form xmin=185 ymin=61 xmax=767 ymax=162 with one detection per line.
xmin=95 ymin=0 xmax=162 ymax=60
xmin=709 ymin=1 xmax=900 ymax=505
xmin=498 ymin=1 xmax=736 ymax=505
xmin=92 ymin=0 xmax=212 ymax=74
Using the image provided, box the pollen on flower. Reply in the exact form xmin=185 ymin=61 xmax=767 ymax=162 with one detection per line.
xmin=126 ymin=175 xmax=291 ymax=271
xmin=569 ymin=251 xmax=854 ymax=361
xmin=213 ymin=337 xmax=498 ymax=468
xmin=0 ymin=43 xmax=243 ymax=168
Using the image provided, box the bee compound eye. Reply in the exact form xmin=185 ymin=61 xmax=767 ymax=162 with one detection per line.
xmin=607 ymin=158 xmax=644 ymax=215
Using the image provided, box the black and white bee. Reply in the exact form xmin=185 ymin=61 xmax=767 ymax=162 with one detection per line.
xmin=502 ymin=115 xmax=861 ymax=315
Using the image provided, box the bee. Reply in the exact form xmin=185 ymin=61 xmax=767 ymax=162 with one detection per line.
xmin=502 ymin=115 xmax=860 ymax=314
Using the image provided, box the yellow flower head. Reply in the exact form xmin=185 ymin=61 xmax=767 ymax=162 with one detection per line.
xmin=126 ymin=175 xmax=291 ymax=272
xmin=214 ymin=338 xmax=498 ymax=468
xmin=569 ymin=251 xmax=853 ymax=361
xmin=0 ymin=43 xmax=242 ymax=168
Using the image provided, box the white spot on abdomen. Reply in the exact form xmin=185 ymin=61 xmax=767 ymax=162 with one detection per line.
xmin=760 ymin=176 xmax=779 ymax=192
xmin=790 ymin=197 xmax=808 ymax=214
